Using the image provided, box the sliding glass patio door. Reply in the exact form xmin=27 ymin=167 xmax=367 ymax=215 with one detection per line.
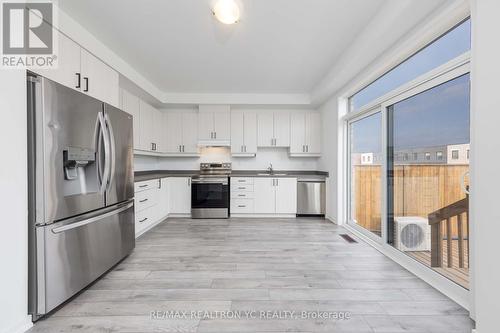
xmin=386 ymin=73 xmax=470 ymax=289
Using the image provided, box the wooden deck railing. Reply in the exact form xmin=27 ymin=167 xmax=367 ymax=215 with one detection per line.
xmin=428 ymin=196 xmax=469 ymax=268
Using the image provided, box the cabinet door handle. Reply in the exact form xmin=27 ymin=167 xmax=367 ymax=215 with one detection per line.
xmin=139 ymin=198 xmax=148 ymax=203
xmin=238 ymin=205 xmax=246 ymax=208
xmin=276 ymin=179 xmax=279 ymax=186
xmin=139 ymin=217 xmax=148 ymax=223
xmin=306 ymin=145 xmax=309 ymax=152
xmin=188 ymin=178 xmax=191 ymax=186
xmin=244 ymin=145 xmax=247 ymax=152
xmin=238 ymin=194 xmax=245 ymax=197
xmin=75 ymin=73 xmax=81 ymax=88
xmin=237 ymin=180 xmax=245 ymax=182
xmin=139 ymin=184 xmax=148 ymax=188
xmin=83 ymin=77 xmax=89 ymax=92
xmin=238 ymin=187 xmax=246 ymax=189
xmin=214 ymin=132 xmax=217 ymax=139
xmin=179 ymin=145 xmax=182 ymax=152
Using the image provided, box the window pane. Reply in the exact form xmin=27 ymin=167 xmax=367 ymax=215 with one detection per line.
xmin=349 ymin=112 xmax=382 ymax=237
xmin=350 ymin=19 xmax=471 ymax=111
xmin=387 ymin=74 xmax=470 ymax=289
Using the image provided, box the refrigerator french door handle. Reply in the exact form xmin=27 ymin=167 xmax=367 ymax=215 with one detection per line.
xmin=51 ymin=201 xmax=133 ymax=233
xmin=104 ymin=112 xmax=116 ymax=191
xmin=97 ymin=112 xmax=111 ymax=194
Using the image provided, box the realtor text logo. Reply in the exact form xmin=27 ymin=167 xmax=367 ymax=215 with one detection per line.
xmin=2 ymin=2 xmax=56 ymax=68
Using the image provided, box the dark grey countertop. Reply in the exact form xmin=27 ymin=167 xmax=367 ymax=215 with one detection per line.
xmin=134 ymin=170 xmax=329 ymax=182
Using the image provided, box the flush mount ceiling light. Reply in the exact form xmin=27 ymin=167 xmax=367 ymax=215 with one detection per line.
xmin=212 ymin=0 xmax=240 ymax=24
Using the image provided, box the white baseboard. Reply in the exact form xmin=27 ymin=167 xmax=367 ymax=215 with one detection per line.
xmin=1 ymin=316 xmax=33 ymax=333
xmin=230 ymin=214 xmax=296 ymax=218
xmin=168 ymin=213 xmax=191 ymax=218
xmin=325 ymin=215 xmax=337 ymax=224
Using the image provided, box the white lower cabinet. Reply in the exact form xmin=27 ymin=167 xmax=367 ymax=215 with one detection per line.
xmin=134 ymin=177 xmax=171 ymax=238
xmin=168 ymin=177 xmax=192 ymax=215
xmin=158 ymin=178 xmax=170 ymax=218
xmin=275 ymin=178 xmax=297 ymax=214
xmin=232 ymin=177 xmax=297 ymax=216
xmin=134 ymin=179 xmax=161 ymax=237
xmin=254 ymin=178 xmax=276 ymax=214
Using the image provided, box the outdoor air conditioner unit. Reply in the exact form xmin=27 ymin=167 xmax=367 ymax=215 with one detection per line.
xmin=394 ymin=216 xmax=431 ymax=252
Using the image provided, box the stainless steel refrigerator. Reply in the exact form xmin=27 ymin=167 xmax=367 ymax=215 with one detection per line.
xmin=27 ymin=74 xmax=135 ymax=320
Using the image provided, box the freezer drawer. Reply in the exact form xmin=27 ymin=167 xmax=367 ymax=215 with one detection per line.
xmin=31 ymin=201 xmax=135 ymax=316
xmin=297 ymin=181 xmax=325 ymax=215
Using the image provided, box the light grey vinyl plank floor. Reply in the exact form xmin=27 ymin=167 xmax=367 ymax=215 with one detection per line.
xmin=28 ymin=217 xmax=473 ymax=333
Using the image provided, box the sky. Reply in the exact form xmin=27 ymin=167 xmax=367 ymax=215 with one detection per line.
xmin=350 ymin=19 xmax=471 ymax=154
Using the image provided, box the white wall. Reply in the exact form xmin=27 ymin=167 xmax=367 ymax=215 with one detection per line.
xmin=470 ymin=0 xmax=500 ymax=331
xmin=0 ymin=71 xmax=32 ymax=333
xmin=317 ymin=95 xmax=342 ymax=223
xmin=135 ymin=147 xmax=319 ymax=172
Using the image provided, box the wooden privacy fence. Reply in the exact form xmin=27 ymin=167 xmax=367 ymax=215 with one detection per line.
xmin=353 ymin=164 xmax=469 ymax=238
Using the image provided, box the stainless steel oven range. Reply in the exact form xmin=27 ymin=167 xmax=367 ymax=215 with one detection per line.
xmin=191 ymin=163 xmax=231 ymax=218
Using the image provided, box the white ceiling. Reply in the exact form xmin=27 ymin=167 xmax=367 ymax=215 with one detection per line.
xmin=59 ymin=0 xmax=451 ymax=98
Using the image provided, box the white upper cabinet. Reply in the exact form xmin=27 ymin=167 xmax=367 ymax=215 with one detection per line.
xmin=33 ymin=30 xmax=81 ymax=90
xmin=80 ymin=49 xmax=119 ymax=107
xmin=198 ymin=105 xmax=231 ymax=143
xmin=257 ymin=112 xmax=290 ymax=147
xmin=182 ymin=113 xmax=199 ymax=153
xmin=257 ymin=113 xmax=274 ymax=147
xmin=32 ymin=28 xmax=119 ymax=107
xmin=306 ymin=112 xmax=321 ymax=154
xmin=163 ymin=113 xmax=183 ymax=153
xmin=120 ymin=89 xmax=141 ymax=150
xmin=139 ymin=100 xmax=161 ymax=152
xmin=231 ymin=112 xmax=245 ymax=154
xmin=162 ymin=112 xmax=199 ymax=154
xmin=290 ymin=112 xmax=306 ymax=154
xmin=231 ymin=111 xmax=257 ymax=156
xmin=198 ymin=112 xmax=214 ymax=141
xmin=290 ymin=112 xmax=321 ymax=156
xmin=273 ymin=112 xmax=290 ymax=147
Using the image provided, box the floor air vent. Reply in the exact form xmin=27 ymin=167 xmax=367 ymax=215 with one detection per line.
xmin=340 ymin=234 xmax=357 ymax=243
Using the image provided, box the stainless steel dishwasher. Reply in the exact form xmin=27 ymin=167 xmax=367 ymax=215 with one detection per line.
xmin=297 ymin=177 xmax=326 ymax=216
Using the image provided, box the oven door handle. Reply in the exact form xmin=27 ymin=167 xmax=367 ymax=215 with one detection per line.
xmin=191 ymin=179 xmax=228 ymax=185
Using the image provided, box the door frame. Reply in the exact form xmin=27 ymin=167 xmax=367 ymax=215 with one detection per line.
xmin=345 ymin=106 xmax=384 ymax=243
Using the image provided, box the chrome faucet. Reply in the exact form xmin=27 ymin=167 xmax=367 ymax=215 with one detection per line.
xmin=267 ymin=163 xmax=274 ymax=175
